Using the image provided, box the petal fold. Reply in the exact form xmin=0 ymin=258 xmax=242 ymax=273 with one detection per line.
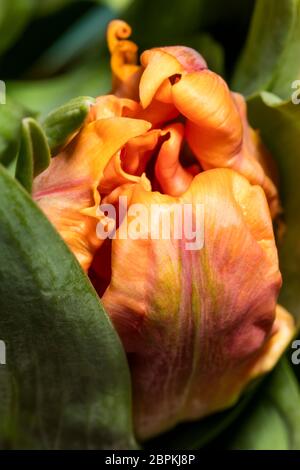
xmin=33 ymin=115 xmax=151 ymax=270
xmin=155 ymin=123 xmax=193 ymax=196
xmin=172 ymin=70 xmax=243 ymax=164
xmin=139 ymin=46 xmax=207 ymax=108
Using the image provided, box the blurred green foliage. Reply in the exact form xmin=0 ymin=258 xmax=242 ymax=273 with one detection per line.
xmin=232 ymin=0 xmax=300 ymax=99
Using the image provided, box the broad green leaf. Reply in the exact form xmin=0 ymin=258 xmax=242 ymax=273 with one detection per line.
xmin=15 ymin=118 xmax=50 ymax=192
xmin=232 ymin=0 xmax=300 ymax=99
xmin=42 ymin=96 xmax=95 ymax=154
xmin=247 ymin=92 xmax=300 ymax=322
xmin=0 ymin=165 xmax=136 ymax=449
xmin=220 ymin=358 xmax=300 ymax=450
xmin=270 ymin=2 xmax=300 ymax=99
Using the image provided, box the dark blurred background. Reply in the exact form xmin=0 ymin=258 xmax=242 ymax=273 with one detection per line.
xmin=0 ymin=0 xmax=255 ymax=115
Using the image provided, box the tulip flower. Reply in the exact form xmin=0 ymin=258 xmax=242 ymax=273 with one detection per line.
xmin=33 ymin=20 xmax=295 ymax=440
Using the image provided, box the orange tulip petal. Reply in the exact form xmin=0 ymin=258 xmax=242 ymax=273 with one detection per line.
xmin=232 ymin=92 xmax=280 ymax=218
xmin=172 ymin=70 xmax=243 ymax=165
xmin=171 ymin=73 xmax=280 ymax=216
xmin=33 ymin=116 xmax=151 ymax=271
xmin=89 ymin=94 xmax=140 ymax=121
xmin=155 ymin=123 xmax=193 ymax=196
xmin=139 ymin=49 xmax=183 ymax=108
xmin=122 ymin=129 xmax=163 ymax=175
xmin=160 ymin=46 xmax=207 ymax=72
xmin=134 ymin=99 xmax=179 ymax=128
xmin=101 ymin=168 xmax=293 ymax=439
xmin=139 ymin=46 xmax=207 ymax=108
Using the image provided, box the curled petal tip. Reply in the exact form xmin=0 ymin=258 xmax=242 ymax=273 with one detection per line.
xmin=107 ymin=19 xmax=132 ymax=53
xmin=107 ymin=20 xmax=141 ymax=99
xmin=139 ymin=49 xmax=182 ymax=108
xmin=139 ymin=46 xmax=207 ymax=109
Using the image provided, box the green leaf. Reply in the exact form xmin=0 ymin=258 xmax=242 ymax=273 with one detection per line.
xmin=0 ymin=101 xmax=29 ymax=167
xmin=0 ymin=165 xmax=136 ymax=449
xmin=42 ymin=96 xmax=95 ymax=154
xmin=27 ymin=118 xmax=51 ymax=177
xmin=246 ymin=92 xmax=300 ymax=322
xmin=15 ymin=120 xmax=33 ymax=193
xmin=270 ymin=2 xmax=300 ymax=99
xmin=15 ymin=118 xmax=50 ymax=192
xmin=220 ymin=358 xmax=300 ymax=450
xmin=232 ymin=0 xmax=300 ymax=99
